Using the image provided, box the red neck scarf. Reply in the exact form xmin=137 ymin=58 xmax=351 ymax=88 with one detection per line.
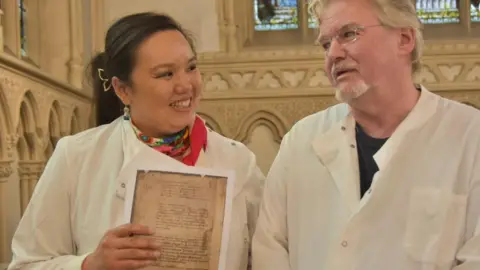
xmin=181 ymin=116 xmax=208 ymax=166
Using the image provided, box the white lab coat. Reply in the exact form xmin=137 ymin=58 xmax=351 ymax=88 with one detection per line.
xmin=252 ymin=86 xmax=480 ymax=270
xmin=8 ymin=117 xmax=264 ymax=270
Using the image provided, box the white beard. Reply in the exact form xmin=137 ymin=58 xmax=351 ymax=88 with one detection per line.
xmin=334 ymin=81 xmax=370 ymax=103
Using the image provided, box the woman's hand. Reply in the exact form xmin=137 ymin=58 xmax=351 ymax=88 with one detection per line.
xmin=82 ymin=223 xmax=161 ymax=270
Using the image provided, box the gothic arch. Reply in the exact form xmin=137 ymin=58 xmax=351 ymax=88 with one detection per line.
xmin=45 ymin=100 xmax=61 ymax=158
xmin=48 ymin=100 xmax=62 ymax=134
xmin=16 ymin=132 xmax=29 ymax=161
xmin=0 ymin=87 xmax=13 ymax=158
xmin=16 ymin=91 xmax=39 ymax=161
xmin=16 ymin=91 xmax=39 ymax=214
xmin=196 ymin=112 xmax=223 ymax=135
xmin=236 ymin=110 xmax=287 ymax=144
xmin=70 ymin=107 xmax=80 ymax=135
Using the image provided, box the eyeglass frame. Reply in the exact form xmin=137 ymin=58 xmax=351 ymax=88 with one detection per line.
xmin=315 ymin=23 xmax=384 ymax=53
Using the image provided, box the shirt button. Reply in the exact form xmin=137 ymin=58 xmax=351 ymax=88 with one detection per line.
xmin=341 ymin=126 xmax=346 ymax=131
xmin=121 ymin=183 xmax=126 ymax=188
xmin=341 ymin=241 xmax=348 ymax=247
xmin=350 ymin=144 xmax=355 ymax=149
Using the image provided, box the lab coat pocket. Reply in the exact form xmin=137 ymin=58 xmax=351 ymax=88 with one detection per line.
xmin=404 ymin=188 xmax=467 ymax=265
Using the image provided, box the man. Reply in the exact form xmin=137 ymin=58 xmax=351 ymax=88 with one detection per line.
xmin=252 ymin=0 xmax=480 ymax=269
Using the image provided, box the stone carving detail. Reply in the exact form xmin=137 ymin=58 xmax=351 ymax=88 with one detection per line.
xmin=283 ymin=70 xmax=306 ymax=87
xmin=0 ymin=160 xmax=13 ymax=180
xmin=200 ymin=61 xmax=479 ymax=92
xmin=17 ymin=161 xmax=45 ymax=177
xmin=5 ymin=134 xmax=19 ymax=158
xmin=415 ymin=65 xmax=437 ymax=83
xmin=199 ymin=96 xmax=338 ymax=140
xmin=437 ymin=64 xmax=463 ymax=82
xmin=257 ymin=72 xmax=281 ymax=89
xmin=466 ymin=65 xmax=480 ymax=82
xmin=18 ymin=161 xmax=45 ymax=214
xmin=230 ymin=72 xmax=254 ymax=89
xmin=0 ymin=68 xmax=91 ymax=136
xmin=204 ymin=74 xmax=229 ymax=91
xmin=308 ymin=70 xmax=330 ymax=87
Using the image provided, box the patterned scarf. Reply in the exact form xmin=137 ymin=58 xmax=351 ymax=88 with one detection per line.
xmin=130 ymin=122 xmax=190 ymax=158
xmin=129 ymin=116 xmax=207 ymax=165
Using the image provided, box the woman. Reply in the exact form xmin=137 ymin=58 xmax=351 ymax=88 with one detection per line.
xmin=8 ymin=13 xmax=264 ymax=270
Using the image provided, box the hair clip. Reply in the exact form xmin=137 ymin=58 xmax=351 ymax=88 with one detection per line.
xmin=97 ymin=68 xmax=112 ymax=91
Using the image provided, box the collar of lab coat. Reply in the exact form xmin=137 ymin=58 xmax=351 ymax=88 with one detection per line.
xmin=373 ymin=85 xmax=438 ymax=171
xmin=311 ymin=85 xmax=438 ymax=212
xmin=115 ymin=117 xmax=210 ymax=199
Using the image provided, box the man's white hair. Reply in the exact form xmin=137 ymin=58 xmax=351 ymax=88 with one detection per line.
xmin=309 ymin=0 xmax=424 ymax=75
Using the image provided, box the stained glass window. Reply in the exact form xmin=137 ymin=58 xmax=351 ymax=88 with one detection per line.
xmin=472 ymin=2 xmax=480 ymax=22
xmin=18 ymin=0 xmax=27 ymax=56
xmin=254 ymin=0 xmax=299 ymax=31
xmin=416 ymin=0 xmax=460 ymax=24
xmin=308 ymin=14 xmax=317 ymax=28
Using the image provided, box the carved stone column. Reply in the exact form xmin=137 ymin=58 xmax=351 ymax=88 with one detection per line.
xmin=0 ymin=160 xmax=13 ymax=263
xmin=90 ymin=0 xmax=105 ymax=53
xmin=0 ymin=8 xmax=4 ymax=53
xmin=222 ymin=0 xmax=238 ymax=52
xmin=298 ymin=0 xmax=309 ymax=42
xmin=17 ymin=161 xmax=45 ymax=215
xmin=38 ymin=0 xmax=70 ymax=82
xmin=0 ymin=161 xmax=13 ymax=179
xmin=67 ymin=0 xmax=84 ymax=88
xmin=2 ymin=0 xmax=21 ymax=56
xmin=459 ymin=0 xmax=471 ymax=32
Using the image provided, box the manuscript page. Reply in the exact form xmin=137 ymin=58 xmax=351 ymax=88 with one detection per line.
xmin=130 ymin=170 xmax=227 ymax=270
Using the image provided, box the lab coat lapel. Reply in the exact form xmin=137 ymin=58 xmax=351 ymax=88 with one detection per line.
xmin=115 ymin=119 xmax=154 ymax=199
xmin=312 ymin=114 xmax=360 ymax=213
xmin=373 ymin=86 xmax=438 ymax=171
xmin=193 ymin=116 xmax=210 ymax=168
xmin=121 ymin=118 xmax=152 ymax=169
xmin=195 ymin=149 xmax=210 ymax=168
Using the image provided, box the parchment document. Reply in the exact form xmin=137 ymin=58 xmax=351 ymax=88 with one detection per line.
xmin=130 ymin=170 xmax=227 ymax=270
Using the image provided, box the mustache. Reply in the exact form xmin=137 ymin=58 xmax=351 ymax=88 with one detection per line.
xmin=331 ymin=63 xmax=357 ymax=78
xmin=331 ymin=64 xmax=356 ymax=73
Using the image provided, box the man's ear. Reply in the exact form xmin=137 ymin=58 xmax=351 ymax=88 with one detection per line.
xmin=112 ymin=76 xmax=131 ymax=105
xmin=398 ymin=27 xmax=416 ymax=56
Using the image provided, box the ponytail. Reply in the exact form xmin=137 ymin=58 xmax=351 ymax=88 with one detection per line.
xmin=88 ymin=52 xmax=124 ymax=126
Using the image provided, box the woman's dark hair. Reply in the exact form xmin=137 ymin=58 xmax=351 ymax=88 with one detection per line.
xmin=88 ymin=12 xmax=196 ymax=126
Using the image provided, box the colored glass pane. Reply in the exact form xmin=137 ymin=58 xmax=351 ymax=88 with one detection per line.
xmin=416 ymin=0 xmax=460 ymax=24
xmin=254 ymin=0 xmax=298 ymax=31
xmin=19 ymin=0 xmax=27 ymax=56
xmin=472 ymin=2 xmax=480 ymax=22
xmin=308 ymin=14 xmax=317 ymax=28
